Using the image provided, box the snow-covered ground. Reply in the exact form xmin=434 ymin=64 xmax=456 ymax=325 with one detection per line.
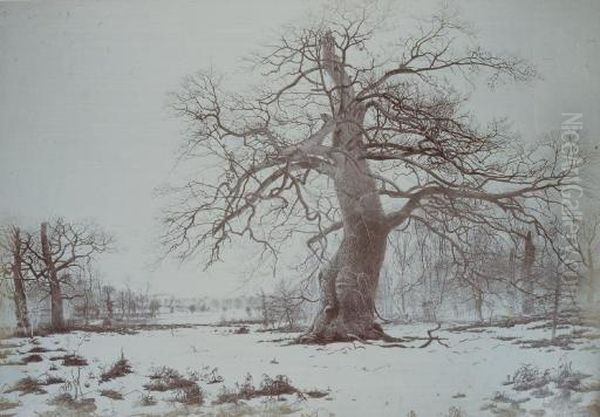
xmin=0 ymin=316 xmax=598 ymax=417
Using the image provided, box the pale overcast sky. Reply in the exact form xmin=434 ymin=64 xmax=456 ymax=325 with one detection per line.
xmin=1 ymin=0 xmax=599 ymax=297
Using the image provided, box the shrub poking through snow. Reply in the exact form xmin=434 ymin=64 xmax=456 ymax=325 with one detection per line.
xmin=49 ymin=393 xmax=97 ymax=413
xmin=0 ymin=397 xmax=20 ymax=412
xmin=258 ymin=374 xmax=297 ymax=396
xmin=27 ymin=346 xmax=51 ymax=353
xmin=554 ymin=361 xmax=590 ymax=390
xmin=510 ymin=363 xmax=551 ymax=391
xmin=99 ymin=352 xmax=133 ymax=383
xmin=205 ymin=367 xmax=224 ymax=384
xmin=506 ymin=361 xmax=591 ymax=393
xmin=216 ymin=374 xmax=300 ymax=404
xmin=100 ymin=389 xmax=124 ymax=400
xmin=305 ymin=389 xmax=329 ymax=398
xmin=530 ymin=386 xmax=553 ymax=398
xmin=41 ymin=375 xmax=66 ymax=386
xmin=52 ymin=354 xmax=88 ymax=367
xmin=143 ymin=365 xmax=202 ymax=404
xmin=491 ymin=391 xmax=530 ymax=405
xmin=139 ymin=393 xmax=157 ymax=407
xmin=172 ymin=384 xmax=204 ymax=405
xmin=22 ymin=354 xmax=43 ymax=364
xmin=7 ymin=377 xmax=46 ymax=395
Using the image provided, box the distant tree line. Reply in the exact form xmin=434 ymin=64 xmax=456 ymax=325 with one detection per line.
xmin=0 ymin=218 xmax=179 ymax=334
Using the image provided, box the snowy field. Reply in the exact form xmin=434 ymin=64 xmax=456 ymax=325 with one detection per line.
xmin=1 ymin=315 xmax=599 ymax=417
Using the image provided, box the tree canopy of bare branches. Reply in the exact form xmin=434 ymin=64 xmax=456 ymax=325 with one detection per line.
xmin=164 ymin=8 xmax=579 ymax=342
xmin=24 ymin=219 xmax=112 ymax=330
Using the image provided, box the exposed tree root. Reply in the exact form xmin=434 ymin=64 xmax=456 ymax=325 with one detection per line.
xmin=295 ymin=322 xmax=448 ymax=348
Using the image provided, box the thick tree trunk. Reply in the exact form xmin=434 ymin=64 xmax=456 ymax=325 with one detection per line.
xmin=521 ymin=231 xmax=536 ymax=315
xmin=10 ymin=228 xmax=30 ymax=332
xmin=40 ymin=222 xmax=65 ymax=331
xmin=49 ymin=280 xmax=65 ymax=330
xmin=304 ymin=114 xmax=390 ymax=342
xmin=301 ymin=32 xmax=397 ymax=342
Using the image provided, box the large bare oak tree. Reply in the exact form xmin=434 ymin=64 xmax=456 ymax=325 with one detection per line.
xmin=164 ymin=11 xmax=577 ymax=342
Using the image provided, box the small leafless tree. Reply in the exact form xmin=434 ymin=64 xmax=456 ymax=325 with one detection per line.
xmin=0 ymin=225 xmax=32 ymax=333
xmin=71 ymin=268 xmax=100 ymax=325
xmin=569 ymin=213 xmax=600 ymax=305
xmin=149 ymin=299 xmax=161 ymax=318
xmin=164 ymin=9 xmax=578 ymax=342
xmin=24 ymin=219 xmax=111 ymax=331
xmin=102 ymin=285 xmax=115 ymax=321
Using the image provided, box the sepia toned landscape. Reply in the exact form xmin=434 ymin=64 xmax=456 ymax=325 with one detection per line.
xmin=1 ymin=1 xmax=599 ymax=416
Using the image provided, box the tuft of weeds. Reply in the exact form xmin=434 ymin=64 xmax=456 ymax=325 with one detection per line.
xmin=27 ymin=346 xmax=51 ymax=353
xmin=100 ymin=389 xmax=124 ymax=400
xmin=48 ymin=393 xmax=96 ymax=413
xmin=144 ymin=367 xmax=196 ymax=392
xmin=41 ymin=375 xmax=66 ymax=386
xmin=0 ymin=397 xmax=20 ymax=412
xmin=491 ymin=391 xmax=530 ymax=405
xmin=509 ymin=364 xmax=551 ymax=391
xmin=554 ymin=361 xmax=590 ymax=390
xmin=6 ymin=376 xmax=47 ymax=395
xmin=0 ymin=349 xmax=11 ymax=361
xmin=576 ymin=379 xmax=600 ymax=392
xmin=216 ymin=374 xmax=302 ymax=404
xmin=22 ymin=354 xmax=44 ymax=364
xmin=99 ymin=352 xmax=133 ymax=383
xmin=139 ymin=393 xmax=157 ymax=407
xmin=61 ymin=354 xmax=88 ymax=367
xmin=530 ymin=386 xmax=553 ymax=398
xmin=172 ymin=384 xmax=204 ymax=405
xmin=234 ymin=326 xmax=250 ymax=334
xmin=258 ymin=375 xmax=297 ymax=397
xmin=204 ymin=367 xmax=224 ymax=384
xmin=447 ymin=407 xmax=466 ymax=417
xmin=507 ymin=361 xmax=592 ymax=395
xmin=144 ymin=365 xmax=203 ymax=405
xmin=148 ymin=366 xmax=182 ymax=381
xmin=405 ymin=408 xmax=466 ymax=417
xmin=305 ymin=389 xmax=329 ymax=398
xmin=216 ymin=374 xmax=256 ymax=404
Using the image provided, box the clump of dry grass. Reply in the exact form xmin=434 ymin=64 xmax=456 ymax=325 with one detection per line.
xmin=172 ymin=384 xmax=204 ymax=405
xmin=139 ymin=393 xmax=157 ymax=407
xmin=27 ymin=346 xmax=51 ymax=353
xmin=22 ymin=354 xmax=44 ymax=364
xmin=48 ymin=393 xmax=97 ymax=413
xmin=510 ymin=364 xmax=551 ymax=391
xmin=144 ymin=367 xmax=196 ymax=392
xmin=99 ymin=352 xmax=133 ymax=383
xmin=305 ymin=389 xmax=329 ymax=398
xmin=7 ymin=376 xmax=47 ymax=395
xmin=215 ymin=374 xmax=300 ymax=404
xmin=144 ymin=366 xmax=203 ymax=405
xmin=505 ymin=361 xmax=592 ymax=393
xmin=59 ymin=354 xmax=88 ymax=367
xmin=100 ymin=389 xmax=124 ymax=400
xmin=41 ymin=375 xmax=66 ymax=386
xmin=0 ymin=397 xmax=20 ymax=412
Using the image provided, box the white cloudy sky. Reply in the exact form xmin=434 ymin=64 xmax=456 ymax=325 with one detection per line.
xmin=1 ymin=0 xmax=599 ymax=297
